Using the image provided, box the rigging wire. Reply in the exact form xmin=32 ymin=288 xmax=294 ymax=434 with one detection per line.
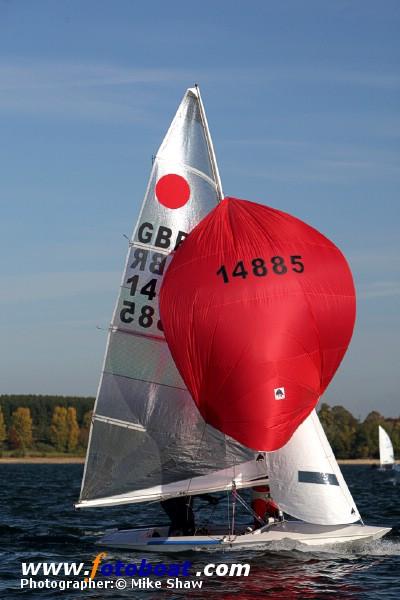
xmin=194 ymin=500 xmax=218 ymax=534
xmin=230 ymin=483 xmax=237 ymax=538
xmin=234 ymin=489 xmax=267 ymax=528
xmin=227 ymin=490 xmax=231 ymax=537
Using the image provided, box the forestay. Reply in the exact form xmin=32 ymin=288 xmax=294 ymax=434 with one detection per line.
xmin=77 ymin=87 xmax=257 ymax=509
xmin=266 ymin=410 xmax=361 ymax=525
xmin=379 ymin=425 xmax=394 ymax=466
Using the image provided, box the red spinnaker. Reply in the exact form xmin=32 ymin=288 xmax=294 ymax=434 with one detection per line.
xmin=159 ymin=198 xmax=355 ymax=451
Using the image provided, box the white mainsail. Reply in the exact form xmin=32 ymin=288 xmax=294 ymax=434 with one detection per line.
xmin=379 ymin=425 xmax=394 ymax=466
xmin=266 ymin=410 xmax=361 ymax=525
xmin=77 ymin=87 xmax=261 ymax=509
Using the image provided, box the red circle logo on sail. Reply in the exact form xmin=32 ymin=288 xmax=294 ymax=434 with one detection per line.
xmin=155 ymin=174 xmax=190 ymax=209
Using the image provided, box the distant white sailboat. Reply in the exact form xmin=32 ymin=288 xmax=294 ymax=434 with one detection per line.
xmin=379 ymin=425 xmax=395 ymax=469
xmin=378 ymin=425 xmax=400 ymax=482
xmin=75 ymin=87 xmax=390 ymax=551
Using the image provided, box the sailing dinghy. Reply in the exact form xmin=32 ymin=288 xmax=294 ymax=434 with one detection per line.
xmin=76 ymin=87 xmax=390 ymax=551
xmin=378 ymin=425 xmax=400 ymax=480
xmin=379 ymin=425 xmax=395 ymax=469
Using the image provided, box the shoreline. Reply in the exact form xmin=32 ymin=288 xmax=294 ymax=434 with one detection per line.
xmin=338 ymin=459 xmax=379 ymax=465
xmin=0 ymin=457 xmax=85 ymax=464
xmin=0 ymin=457 xmax=396 ymax=465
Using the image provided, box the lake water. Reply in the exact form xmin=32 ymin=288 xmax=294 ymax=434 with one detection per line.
xmin=1 ymin=464 xmax=399 ymax=599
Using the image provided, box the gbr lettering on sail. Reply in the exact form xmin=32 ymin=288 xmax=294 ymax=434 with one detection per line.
xmin=116 ymin=221 xmax=187 ymax=336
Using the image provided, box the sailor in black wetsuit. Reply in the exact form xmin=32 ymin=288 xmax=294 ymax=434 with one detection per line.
xmin=160 ymin=494 xmax=218 ymax=536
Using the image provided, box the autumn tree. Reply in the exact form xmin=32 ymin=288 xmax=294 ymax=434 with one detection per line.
xmin=50 ymin=406 xmax=68 ymax=452
xmin=386 ymin=419 xmax=400 ymax=458
xmin=318 ymin=403 xmax=335 ymax=439
xmin=318 ymin=404 xmax=358 ymax=458
xmin=66 ymin=407 xmax=79 ymax=453
xmin=356 ymin=411 xmax=386 ymax=458
xmin=79 ymin=410 xmax=92 ymax=449
xmin=0 ymin=407 xmax=7 ymax=449
xmin=330 ymin=405 xmax=359 ymax=458
xmin=8 ymin=407 xmax=33 ymax=455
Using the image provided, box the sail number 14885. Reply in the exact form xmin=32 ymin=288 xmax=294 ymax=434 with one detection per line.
xmin=216 ymin=255 xmax=304 ymax=283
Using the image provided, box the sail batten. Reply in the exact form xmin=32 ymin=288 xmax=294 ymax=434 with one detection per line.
xmin=110 ymin=326 xmax=166 ymax=344
xmin=125 ymin=239 xmax=174 ymax=254
xmin=155 ymin=158 xmax=218 ymax=188
xmin=101 ymin=372 xmax=187 ymax=393
xmin=93 ymin=415 xmax=147 ymax=432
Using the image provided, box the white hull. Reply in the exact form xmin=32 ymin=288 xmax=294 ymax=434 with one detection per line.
xmin=98 ymin=521 xmax=390 ymax=553
xmin=378 ymin=464 xmax=400 ymax=481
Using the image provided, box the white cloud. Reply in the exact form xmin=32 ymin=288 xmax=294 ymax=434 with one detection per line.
xmin=0 ymin=61 xmax=192 ymax=121
xmin=0 ymin=59 xmax=398 ymax=122
xmin=0 ymin=62 xmax=188 ymax=91
xmin=357 ymin=280 xmax=400 ymax=299
xmin=222 ymin=136 xmax=400 ymax=184
xmin=349 ymin=250 xmax=400 ymax=271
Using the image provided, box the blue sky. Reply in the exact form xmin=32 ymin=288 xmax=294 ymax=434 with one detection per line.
xmin=0 ymin=1 xmax=399 ymax=418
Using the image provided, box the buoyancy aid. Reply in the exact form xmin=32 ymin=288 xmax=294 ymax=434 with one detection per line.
xmin=251 ymin=485 xmax=280 ymax=525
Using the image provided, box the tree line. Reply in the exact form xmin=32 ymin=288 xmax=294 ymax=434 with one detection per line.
xmin=318 ymin=403 xmax=400 ymax=459
xmin=0 ymin=395 xmax=398 ymax=458
xmin=0 ymin=395 xmax=94 ymax=456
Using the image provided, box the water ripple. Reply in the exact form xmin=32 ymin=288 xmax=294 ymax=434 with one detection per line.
xmin=1 ymin=464 xmax=399 ymax=599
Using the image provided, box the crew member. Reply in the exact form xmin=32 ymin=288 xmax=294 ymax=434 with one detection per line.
xmin=160 ymin=494 xmax=218 ymax=536
xmin=251 ymin=484 xmax=281 ymax=529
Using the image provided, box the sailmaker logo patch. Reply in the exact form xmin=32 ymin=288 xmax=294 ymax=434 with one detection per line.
xmin=274 ymin=387 xmax=285 ymax=400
